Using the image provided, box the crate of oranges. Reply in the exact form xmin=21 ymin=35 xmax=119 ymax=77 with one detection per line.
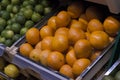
xmin=6 ymin=1 xmax=120 ymax=80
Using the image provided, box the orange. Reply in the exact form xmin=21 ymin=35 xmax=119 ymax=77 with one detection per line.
xmin=52 ymin=34 xmax=69 ymax=52
xmin=41 ymin=36 xmax=53 ymax=50
xmin=26 ymin=27 xmax=40 ymax=45
xmin=85 ymin=32 xmax=91 ymax=40
xmin=40 ymin=25 xmax=54 ymax=39
xmin=72 ymin=58 xmax=91 ymax=77
xmin=74 ymin=39 xmax=93 ymax=58
xmin=67 ymin=1 xmax=84 ymax=18
xmin=89 ymin=31 xmax=110 ymax=50
xmin=47 ymin=51 xmax=65 ymax=70
xmin=85 ymin=6 xmax=103 ymax=21
xmin=29 ymin=49 xmax=41 ymax=62
xmin=39 ymin=49 xmax=51 ymax=66
xmin=55 ymin=27 xmax=69 ymax=36
xmin=19 ymin=43 xmax=33 ymax=57
xmin=68 ymin=28 xmax=86 ymax=45
xmin=87 ymin=19 xmax=104 ymax=33
xmin=70 ymin=20 xmax=87 ymax=32
xmin=66 ymin=49 xmax=77 ymax=67
xmin=56 ymin=11 xmax=71 ymax=27
xmin=59 ymin=64 xmax=74 ymax=79
xmin=103 ymin=16 xmax=120 ymax=36
xmin=90 ymin=50 xmax=101 ymax=62
xmin=35 ymin=41 xmax=42 ymax=49
xmin=47 ymin=16 xmax=57 ymax=30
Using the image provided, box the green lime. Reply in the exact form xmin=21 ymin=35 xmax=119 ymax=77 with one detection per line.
xmin=20 ymin=7 xmax=26 ymax=12
xmin=0 ymin=26 xmax=4 ymax=33
xmin=44 ymin=7 xmax=52 ymax=15
xmin=6 ymin=4 xmax=13 ymax=12
xmin=10 ymin=13 xmax=14 ymax=18
xmin=5 ymin=25 xmax=12 ymax=30
xmin=22 ymin=1 xmax=30 ymax=7
xmin=4 ymin=39 xmax=13 ymax=46
xmin=31 ymin=12 xmax=41 ymax=22
xmin=1 ymin=11 xmax=10 ymax=20
xmin=15 ymin=15 xmax=26 ymax=24
xmin=0 ymin=5 xmax=2 ymax=10
xmin=1 ymin=30 xmax=7 ymax=37
xmin=41 ymin=0 xmax=49 ymax=7
xmin=4 ymin=64 xmax=20 ymax=78
xmin=1 ymin=0 xmax=10 ymax=7
xmin=35 ymin=4 xmax=44 ymax=13
xmin=12 ymin=34 xmax=21 ymax=42
xmin=25 ymin=5 xmax=33 ymax=10
xmin=29 ymin=0 xmax=36 ymax=5
xmin=0 ymin=18 xmax=6 ymax=27
xmin=11 ymin=17 xmax=16 ymax=23
xmin=0 ymin=36 xmax=6 ymax=44
xmin=4 ymin=30 xmax=14 ymax=39
xmin=23 ymin=9 xmax=33 ymax=19
xmin=12 ymin=5 xmax=19 ymax=13
xmin=25 ymin=20 xmax=34 ymax=28
xmin=11 ymin=23 xmax=21 ymax=33
xmin=115 ymin=70 xmax=120 ymax=80
xmin=11 ymin=0 xmax=20 ymax=5
xmin=20 ymin=27 xmax=28 ymax=35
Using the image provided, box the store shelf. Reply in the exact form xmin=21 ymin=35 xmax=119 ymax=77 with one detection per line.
xmin=0 ymin=44 xmax=6 ymax=56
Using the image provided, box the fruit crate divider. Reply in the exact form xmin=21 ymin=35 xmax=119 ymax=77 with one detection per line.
xmin=0 ymin=44 xmax=6 ymax=56
xmin=107 ymin=31 xmax=120 ymax=69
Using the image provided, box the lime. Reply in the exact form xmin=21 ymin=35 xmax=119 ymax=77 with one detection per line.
xmin=22 ymin=1 xmax=30 ymax=7
xmin=0 ymin=18 xmax=6 ymax=27
xmin=10 ymin=13 xmax=14 ymax=18
xmin=41 ymin=0 xmax=49 ymax=7
xmin=0 ymin=36 xmax=6 ymax=44
xmin=11 ymin=23 xmax=21 ymax=33
xmin=20 ymin=7 xmax=26 ymax=13
xmin=23 ymin=9 xmax=33 ymax=19
xmin=102 ymin=75 xmax=115 ymax=80
xmin=0 ymin=57 xmax=6 ymax=70
xmin=0 ymin=26 xmax=4 ymax=33
xmin=20 ymin=27 xmax=28 ymax=35
xmin=25 ymin=5 xmax=33 ymax=10
xmin=44 ymin=7 xmax=52 ymax=15
xmin=1 ymin=30 xmax=7 ymax=37
xmin=115 ymin=70 xmax=120 ymax=80
xmin=11 ymin=0 xmax=20 ymax=5
xmin=4 ymin=30 xmax=14 ymax=39
xmin=0 ymin=11 xmax=4 ymax=17
xmin=6 ymin=4 xmax=13 ymax=12
xmin=12 ymin=34 xmax=21 ymax=42
xmin=15 ymin=15 xmax=26 ymax=24
xmin=12 ymin=5 xmax=19 ymax=13
xmin=4 ymin=64 xmax=20 ymax=78
xmin=5 ymin=25 xmax=12 ymax=30
xmin=29 ymin=0 xmax=36 ymax=5
xmin=1 ymin=0 xmax=10 ymax=7
xmin=1 ymin=11 xmax=10 ymax=20
xmin=25 ymin=20 xmax=34 ymax=28
xmin=11 ymin=17 xmax=16 ymax=23
xmin=35 ymin=4 xmax=44 ymax=13
xmin=4 ymin=39 xmax=13 ymax=47
xmin=31 ymin=12 xmax=41 ymax=22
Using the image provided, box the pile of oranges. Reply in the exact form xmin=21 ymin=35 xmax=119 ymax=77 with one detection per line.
xmin=19 ymin=1 xmax=120 ymax=79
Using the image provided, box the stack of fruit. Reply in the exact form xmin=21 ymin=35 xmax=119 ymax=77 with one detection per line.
xmin=0 ymin=0 xmax=54 ymax=46
xmin=19 ymin=1 xmax=120 ymax=79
